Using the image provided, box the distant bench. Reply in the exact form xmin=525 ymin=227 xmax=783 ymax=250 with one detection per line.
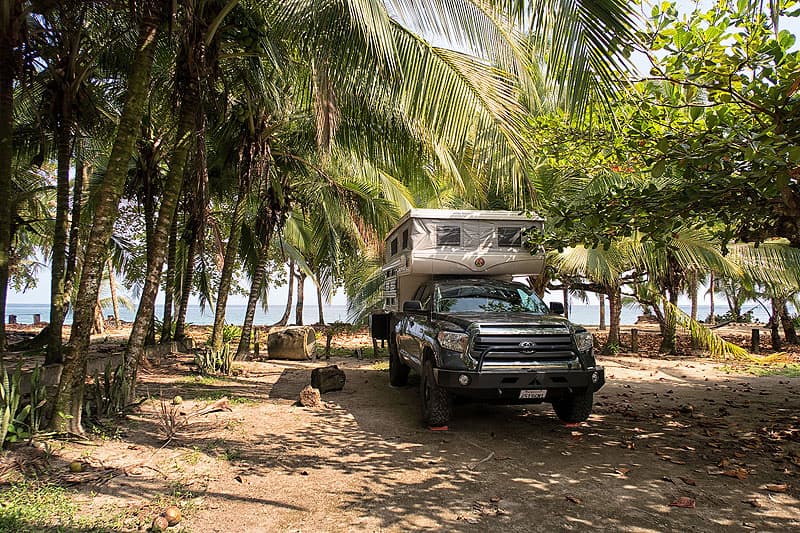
xmin=8 ymin=314 xmax=44 ymax=325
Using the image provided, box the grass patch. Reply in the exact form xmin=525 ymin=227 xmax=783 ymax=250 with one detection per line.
xmin=178 ymin=374 xmax=226 ymax=385
xmin=721 ymin=363 xmax=800 ymax=377
xmin=190 ymin=390 xmax=254 ymax=405
xmin=370 ymin=361 xmax=389 ymax=371
xmin=0 ymin=481 xmax=134 ymax=531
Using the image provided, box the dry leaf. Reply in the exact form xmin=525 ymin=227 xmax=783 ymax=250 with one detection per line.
xmin=679 ymin=477 xmax=697 ymax=486
xmin=615 ymin=467 xmax=631 ymax=476
xmin=764 ymin=483 xmax=789 ymax=493
xmin=565 ymin=496 xmax=582 ymax=505
xmin=490 ymin=497 xmax=501 ymax=503
xmin=723 ymin=468 xmax=749 ymax=480
xmin=742 ymin=499 xmax=762 ymax=508
xmin=669 ymin=497 xmax=696 ymax=508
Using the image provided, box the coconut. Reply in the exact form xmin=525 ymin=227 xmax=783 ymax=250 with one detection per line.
xmin=172 ymin=395 xmax=183 ymax=405
xmin=68 ymin=461 xmax=84 ymax=473
xmin=164 ymin=505 xmax=181 ymax=525
xmin=151 ymin=515 xmax=169 ymax=532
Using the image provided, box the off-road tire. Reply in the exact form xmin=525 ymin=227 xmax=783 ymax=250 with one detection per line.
xmin=421 ymin=357 xmax=451 ymax=426
xmin=552 ymin=390 xmax=593 ymax=423
xmin=388 ymin=334 xmax=409 ymax=386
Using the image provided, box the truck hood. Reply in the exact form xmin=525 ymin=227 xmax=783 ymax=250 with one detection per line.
xmin=433 ymin=312 xmax=576 ymax=332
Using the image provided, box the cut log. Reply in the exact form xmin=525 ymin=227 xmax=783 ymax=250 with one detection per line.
xmin=311 ymin=365 xmax=346 ymax=393
xmin=267 ymin=326 xmax=316 ymax=360
xmin=299 ymin=385 xmax=322 ymax=408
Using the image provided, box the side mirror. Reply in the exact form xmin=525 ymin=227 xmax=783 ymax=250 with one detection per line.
xmin=549 ymin=301 xmax=564 ymax=315
xmin=403 ymin=300 xmax=423 ymax=312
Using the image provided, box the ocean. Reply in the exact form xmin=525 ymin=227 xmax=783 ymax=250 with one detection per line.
xmin=3 ymin=302 xmax=771 ymax=326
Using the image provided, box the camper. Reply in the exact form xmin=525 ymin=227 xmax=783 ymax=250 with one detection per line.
xmin=371 ymin=209 xmax=605 ymax=427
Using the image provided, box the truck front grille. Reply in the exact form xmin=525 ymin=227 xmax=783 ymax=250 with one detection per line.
xmin=471 ymin=326 xmax=576 ymax=368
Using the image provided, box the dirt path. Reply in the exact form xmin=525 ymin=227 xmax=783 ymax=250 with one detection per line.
xmin=3 ymin=346 xmax=799 ymax=532
xmin=132 ymin=354 xmax=800 ymax=532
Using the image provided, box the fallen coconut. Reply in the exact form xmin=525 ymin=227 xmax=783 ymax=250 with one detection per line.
xmin=172 ymin=395 xmax=183 ymax=405
xmin=68 ymin=461 xmax=84 ymax=473
xmin=151 ymin=515 xmax=169 ymax=532
xmin=164 ymin=505 xmax=181 ymax=526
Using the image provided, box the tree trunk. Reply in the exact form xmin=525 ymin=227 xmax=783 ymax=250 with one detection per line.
xmin=93 ymin=294 xmax=105 ymax=335
xmin=658 ymin=290 xmax=679 ymax=354
xmin=236 ymin=229 xmax=276 ymax=359
xmin=602 ymin=285 xmax=621 ymax=354
xmin=52 ymin=14 xmax=162 ymax=434
xmin=174 ymin=221 xmax=197 ymax=340
xmin=562 ymin=287 xmax=569 ymax=320
xmin=0 ymin=0 xmax=23 ymax=351
xmin=316 ymin=281 xmax=325 ymax=325
xmin=689 ymin=270 xmax=698 ymax=322
xmin=160 ymin=215 xmax=178 ymax=341
xmin=295 ymin=270 xmax=306 ymax=325
xmin=781 ymin=302 xmax=798 ymax=344
xmin=143 ymin=185 xmax=157 ymax=347
xmin=708 ymin=271 xmax=715 ymax=325
xmin=210 ymin=168 xmax=251 ymax=351
xmin=65 ymin=147 xmax=87 ymax=289
xmin=273 ymin=259 xmax=294 ymax=327
xmin=107 ymin=259 xmax=119 ymax=325
xmin=123 ymin=75 xmax=197 ymax=402
xmin=47 ymin=125 xmax=72 ymax=364
xmin=598 ymin=292 xmax=606 ymax=331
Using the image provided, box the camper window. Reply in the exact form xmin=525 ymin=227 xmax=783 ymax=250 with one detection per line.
xmin=390 ymin=237 xmax=398 ymax=256
xmin=436 ymin=225 xmax=461 ymax=246
xmin=402 ymin=229 xmax=410 ymax=250
xmin=498 ymin=226 xmax=523 ymax=247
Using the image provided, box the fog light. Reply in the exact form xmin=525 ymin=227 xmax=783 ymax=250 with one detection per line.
xmin=591 ymin=371 xmax=599 ymax=384
xmin=458 ymin=374 xmax=471 ymax=386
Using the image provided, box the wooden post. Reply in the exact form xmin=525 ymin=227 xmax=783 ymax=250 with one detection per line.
xmin=630 ymin=328 xmax=639 ymax=353
xmin=751 ymin=328 xmax=760 ymax=354
xmin=253 ymin=328 xmax=259 ymax=359
xmin=32 ymin=314 xmax=41 ymax=324
xmin=372 ymin=335 xmax=379 ymax=357
xmin=8 ymin=315 xmax=16 ymax=324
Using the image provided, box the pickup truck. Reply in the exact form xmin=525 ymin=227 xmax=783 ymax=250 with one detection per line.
xmin=387 ymin=277 xmax=605 ymax=427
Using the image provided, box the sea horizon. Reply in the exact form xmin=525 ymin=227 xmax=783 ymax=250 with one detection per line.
xmin=2 ymin=302 xmax=771 ymax=327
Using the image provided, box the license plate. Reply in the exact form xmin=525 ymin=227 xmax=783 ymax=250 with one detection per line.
xmin=519 ymin=389 xmax=547 ymax=399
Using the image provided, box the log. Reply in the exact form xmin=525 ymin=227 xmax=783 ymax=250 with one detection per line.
xmin=311 ymin=365 xmax=346 ymax=393
xmin=267 ymin=326 xmax=316 ymax=360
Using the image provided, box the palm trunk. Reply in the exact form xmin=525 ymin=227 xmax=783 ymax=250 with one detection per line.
xmin=47 ymin=126 xmax=72 ymax=364
xmin=210 ymin=169 xmax=251 ymax=350
xmin=562 ymin=287 xmax=569 ymax=320
xmin=295 ymin=271 xmax=306 ymax=325
xmin=65 ymin=148 xmax=87 ymax=288
xmin=142 ymin=182 xmax=156 ymax=346
xmin=107 ymin=259 xmax=119 ymax=325
xmin=316 ymin=282 xmax=325 ymax=325
xmin=602 ymin=285 xmax=621 ymax=354
xmin=160 ymin=216 xmax=178 ymax=341
xmin=689 ymin=270 xmax=698 ymax=322
xmin=770 ymin=297 xmax=783 ymax=350
xmin=708 ymin=271 xmax=715 ymax=325
xmin=658 ymin=290 xmax=679 ymax=354
xmin=0 ymin=1 xmax=23 ymax=351
xmin=598 ymin=293 xmax=605 ymax=330
xmin=52 ymin=14 xmax=161 ymax=433
xmin=174 ymin=221 xmax=197 ymax=340
xmin=273 ymin=260 xmax=294 ymax=327
xmin=123 ymin=77 xmax=197 ymax=401
xmin=235 ymin=232 xmax=277 ymax=360
xmin=781 ymin=302 xmax=798 ymax=344
xmin=93 ymin=291 xmax=105 ymax=334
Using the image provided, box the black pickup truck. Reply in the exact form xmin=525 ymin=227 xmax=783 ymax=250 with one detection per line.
xmin=385 ymin=278 xmax=604 ymax=426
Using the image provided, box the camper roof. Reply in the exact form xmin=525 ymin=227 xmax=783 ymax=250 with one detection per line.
xmin=387 ymin=209 xmax=543 ymax=241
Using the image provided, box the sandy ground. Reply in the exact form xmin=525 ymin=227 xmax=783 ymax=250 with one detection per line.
xmin=2 ymin=326 xmax=800 ymax=532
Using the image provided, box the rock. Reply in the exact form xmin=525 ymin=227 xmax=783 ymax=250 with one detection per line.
xmin=299 ymin=385 xmax=322 ymax=408
xmin=310 ymin=365 xmax=346 ymax=393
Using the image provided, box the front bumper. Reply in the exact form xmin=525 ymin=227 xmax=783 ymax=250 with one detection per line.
xmin=434 ymin=367 xmax=605 ymax=393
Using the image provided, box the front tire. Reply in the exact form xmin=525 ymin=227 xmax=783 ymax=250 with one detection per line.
xmin=388 ymin=334 xmax=409 ymax=386
xmin=552 ymin=390 xmax=593 ymax=423
xmin=421 ymin=357 xmax=451 ymax=427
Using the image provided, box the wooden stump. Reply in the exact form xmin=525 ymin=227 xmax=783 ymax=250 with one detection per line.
xmin=267 ymin=326 xmax=316 ymax=360
xmin=299 ymin=385 xmax=322 ymax=408
xmin=311 ymin=365 xmax=346 ymax=393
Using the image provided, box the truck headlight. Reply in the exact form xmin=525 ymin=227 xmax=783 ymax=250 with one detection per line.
xmin=437 ymin=331 xmax=469 ymax=353
xmin=575 ymin=331 xmax=593 ymax=353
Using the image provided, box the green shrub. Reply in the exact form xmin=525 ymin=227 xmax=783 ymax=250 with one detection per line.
xmin=194 ymin=344 xmax=234 ymax=375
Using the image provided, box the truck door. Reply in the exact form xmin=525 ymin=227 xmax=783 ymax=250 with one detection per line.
xmin=397 ymin=282 xmax=431 ymax=367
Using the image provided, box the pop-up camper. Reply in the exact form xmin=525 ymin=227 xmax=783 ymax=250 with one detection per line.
xmin=380 ymin=209 xmax=545 ymax=312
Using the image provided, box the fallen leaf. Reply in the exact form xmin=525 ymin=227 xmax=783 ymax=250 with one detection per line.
xmin=490 ymin=497 xmax=501 ymax=503
xmin=764 ymin=483 xmax=789 ymax=493
xmin=234 ymin=475 xmax=243 ymax=483
xmin=662 ymin=476 xmax=675 ymax=484
xmin=615 ymin=467 xmax=631 ymax=476
xmin=565 ymin=496 xmax=582 ymax=504
xmin=742 ymin=499 xmax=762 ymax=508
xmin=679 ymin=477 xmax=697 ymax=486
xmin=723 ymin=469 xmax=749 ymax=480
xmin=669 ymin=497 xmax=696 ymax=508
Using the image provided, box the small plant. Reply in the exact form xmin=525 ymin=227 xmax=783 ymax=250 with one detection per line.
xmin=194 ymin=343 xmax=234 ymax=375
xmin=85 ymin=362 xmax=127 ymax=419
xmin=221 ymin=323 xmax=242 ymax=343
xmin=26 ymin=365 xmax=47 ymax=436
xmin=1 ymin=361 xmax=23 ymax=446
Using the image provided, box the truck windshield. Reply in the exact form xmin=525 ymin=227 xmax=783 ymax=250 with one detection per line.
xmin=435 ymin=283 xmax=549 ymax=314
